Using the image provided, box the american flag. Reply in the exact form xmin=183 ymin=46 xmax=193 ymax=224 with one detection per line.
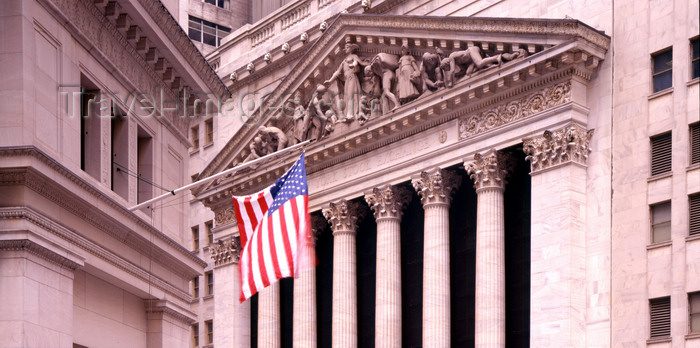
xmin=232 ymin=152 xmax=312 ymax=302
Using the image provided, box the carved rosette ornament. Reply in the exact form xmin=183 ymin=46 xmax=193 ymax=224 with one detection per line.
xmin=365 ymin=185 xmax=412 ymax=221
xmin=523 ymin=124 xmax=594 ymax=172
xmin=465 ymin=150 xmax=513 ymax=191
xmin=210 ymin=237 xmax=241 ymax=266
xmin=411 ymin=168 xmax=461 ymax=206
xmin=322 ymin=200 xmax=363 ymax=235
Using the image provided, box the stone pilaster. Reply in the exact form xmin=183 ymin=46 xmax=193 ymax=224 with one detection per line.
xmin=210 ymin=236 xmax=250 ymax=348
xmin=411 ymin=169 xmax=460 ymax=348
xmin=323 ymin=200 xmax=363 ymax=348
xmin=465 ymin=150 xmax=512 ymax=348
xmin=258 ymin=282 xmax=281 ymax=348
xmin=523 ymin=124 xmax=592 ymax=348
xmin=365 ymin=185 xmax=412 ymax=348
xmin=144 ymin=299 xmax=197 ymax=348
xmin=293 ymin=215 xmax=325 ymax=348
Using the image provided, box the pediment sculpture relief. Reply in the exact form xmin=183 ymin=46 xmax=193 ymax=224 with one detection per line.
xmin=237 ymin=39 xmax=530 ymax=165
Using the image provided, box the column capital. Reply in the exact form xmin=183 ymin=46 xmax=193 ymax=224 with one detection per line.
xmin=364 ymin=185 xmax=412 ymax=221
xmin=210 ymin=237 xmax=241 ymax=266
xmin=523 ymin=123 xmax=594 ymax=173
xmin=322 ymin=200 xmax=364 ymax=235
xmin=411 ymin=168 xmax=461 ymax=206
xmin=465 ymin=150 xmax=513 ymax=191
xmin=310 ymin=214 xmax=328 ymax=243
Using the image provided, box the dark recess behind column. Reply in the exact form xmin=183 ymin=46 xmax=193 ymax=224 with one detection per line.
xmin=315 ymin=212 xmax=333 ymax=348
xmin=401 ymin=187 xmax=424 ymax=348
xmin=280 ymin=277 xmax=294 ymax=348
xmin=356 ymin=201 xmax=377 ymax=348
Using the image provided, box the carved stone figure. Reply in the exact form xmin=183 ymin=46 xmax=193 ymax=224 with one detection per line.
xmin=420 ymin=47 xmax=446 ymax=93
xmin=264 ymin=53 xmax=272 ymax=63
xmin=229 ymin=71 xmax=238 ymax=82
xmin=324 ymin=43 xmax=369 ymax=119
xmin=319 ymin=21 xmax=328 ymax=32
xmin=300 ymin=32 xmax=308 ymax=43
xmin=246 ymin=62 xmax=255 ymax=73
xmin=258 ymin=126 xmax=289 ymax=152
xmin=242 ymin=136 xmax=265 ymax=163
xmin=440 ymin=46 xmax=501 ymax=87
xmin=501 ymin=48 xmax=528 ymax=62
xmin=291 ymin=92 xmax=307 ymax=144
xmin=396 ymin=44 xmax=421 ymax=104
xmin=369 ymin=53 xmax=400 ymax=112
xmin=281 ymin=42 xmax=290 ymax=54
xmin=303 ymin=84 xmax=334 ymax=141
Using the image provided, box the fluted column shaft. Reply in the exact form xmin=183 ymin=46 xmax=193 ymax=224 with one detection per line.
xmin=366 ymin=185 xmax=411 ymax=348
xmin=412 ymin=169 xmax=460 ymax=348
xmin=323 ymin=200 xmax=362 ymax=348
xmin=466 ymin=150 xmax=512 ymax=348
xmin=293 ymin=267 xmax=316 ymax=348
xmin=258 ymin=282 xmax=281 ymax=348
xmin=474 ymin=187 xmax=505 ymax=347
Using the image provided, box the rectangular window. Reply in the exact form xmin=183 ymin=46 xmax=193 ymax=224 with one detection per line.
xmin=137 ymin=126 xmax=153 ymax=204
xmin=187 ymin=15 xmax=230 ymax=47
xmin=192 ymin=323 xmax=199 ymax=347
xmin=651 ymin=201 xmax=672 ymax=243
xmin=691 ymin=123 xmax=700 ymax=165
xmin=652 ymin=48 xmax=673 ymax=92
xmin=192 ymin=277 xmax=200 ymax=299
xmin=80 ymin=74 xmax=101 ymax=180
xmin=692 ymin=37 xmax=699 ymax=79
xmin=111 ymin=106 xmax=129 ymax=200
xmin=651 ymin=132 xmax=672 ymax=176
xmin=650 ymin=297 xmax=671 ymax=338
xmin=192 ymin=226 xmax=200 ymax=251
xmin=204 ymin=0 xmax=229 ymax=9
xmin=205 ymin=320 xmax=213 ymax=344
xmin=690 ymin=194 xmax=700 ymax=236
xmin=206 ymin=220 xmax=214 ymax=245
xmin=191 ymin=125 xmax=199 ymax=149
xmin=691 ymin=292 xmax=700 ymax=333
xmin=205 ymin=119 xmax=214 ymax=145
xmin=206 ymin=271 xmax=214 ymax=295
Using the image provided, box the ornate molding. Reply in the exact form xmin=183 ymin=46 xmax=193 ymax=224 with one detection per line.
xmin=523 ymin=123 xmax=594 ymax=172
xmin=210 ymin=237 xmax=241 ymax=266
xmin=458 ymin=81 xmax=571 ymax=140
xmin=411 ymin=168 xmax=461 ymax=206
xmin=465 ymin=150 xmax=513 ymax=191
xmin=364 ymin=185 xmax=412 ymax=220
xmin=143 ymin=299 xmax=196 ymax=325
xmin=322 ymin=200 xmax=364 ymax=234
xmin=214 ymin=206 xmax=237 ymax=226
xmin=0 ymin=239 xmax=82 ymax=271
xmin=0 ymin=206 xmax=193 ymax=302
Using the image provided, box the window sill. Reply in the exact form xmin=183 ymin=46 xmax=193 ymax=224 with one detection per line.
xmin=647 ymin=240 xmax=672 ymax=250
xmin=190 ymin=148 xmax=200 ymax=156
xmin=203 ymin=142 xmax=214 ymax=149
xmin=687 ymin=332 xmax=700 ymax=340
xmin=191 ymin=249 xmax=200 ymax=255
xmin=688 ymin=77 xmax=700 ymax=87
xmin=686 ymin=233 xmax=700 ymax=243
xmin=648 ymin=87 xmax=674 ymax=100
xmin=647 ymin=171 xmax=673 ymax=182
xmin=203 ymin=294 xmax=214 ymax=301
xmin=687 ymin=163 xmax=700 ymax=172
xmin=647 ymin=337 xmax=672 ymax=345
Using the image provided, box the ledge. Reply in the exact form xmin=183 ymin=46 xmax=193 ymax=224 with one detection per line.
xmin=647 ymin=171 xmax=673 ymax=182
xmin=203 ymin=142 xmax=214 ymax=150
xmin=646 ymin=337 xmax=672 ymax=345
xmin=686 ymin=233 xmax=700 ymax=243
xmin=688 ymin=77 xmax=700 ymax=87
xmin=686 ymin=332 xmax=700 ymax=340
xmin=190 ymin=149 xmax=200 ymax=156
xmin=648 ymin=87 xmax=674 ymax=100
xmin=687 ymin=163 xmax=700 ymax=172
xmin=647 ymin=239 xmax=672 ymax=250
xmin=203 ymin=294 xmax=214 ymax=301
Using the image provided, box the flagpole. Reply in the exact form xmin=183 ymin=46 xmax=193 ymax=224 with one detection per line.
xmin=128 ymin=138 xmax=315 ymax=211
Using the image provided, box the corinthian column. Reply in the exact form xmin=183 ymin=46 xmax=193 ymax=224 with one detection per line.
xmin=465 ymin=150 xmax=512 ymax=348
xmin=411 ymin=169 xmax=461 ymax=348
xmin=293 ymin=215 xmax=326 ymax=348
xmin=323 ymin=200 xmax=363 ymax=348
xmin=365 ymin=185 xmax=412 ymax=348
xmin=523 ymin=124 xmax=593 ymax=348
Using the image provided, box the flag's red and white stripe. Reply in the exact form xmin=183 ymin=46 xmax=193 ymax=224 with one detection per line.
xmin=233 ymin=189 xmax=309 ymax=301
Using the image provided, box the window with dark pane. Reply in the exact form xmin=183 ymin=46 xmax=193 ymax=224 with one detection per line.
xmin=692 ymin=37 xmax=699 ymax=79
xmin=652 ymin=48 xmax=672 ymax=92
xmin=691 ymin=123 xmax=700 ymax=165
xmin=188 ymin=16 xmax=202 ymax=42
xmin=650 ymin=132 xmax=672 ymax=176
xmin=649 ymin=297 xmax=671 ymax=338
xmin=192 ymin=323 xmax=199 ymax=348
xmin=690 ymin=194 xmax=700 ymax=236
xmin=188 ymin=15 xmax=230 ymax=47
xmin=691 ymin=292 xmax=700 ymax=333
xmin=651 ymin=201 xmax=671 ymax=243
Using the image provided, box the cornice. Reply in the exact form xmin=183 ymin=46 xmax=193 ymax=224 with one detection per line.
xmin=144 ymin=299 xmax=197 ymax=324
xmin=0 ymin=147 xmax=207 ymax=272
xmin=0 ymin=206 xmax=192 ymax=302
xmin=196 ymin=15 xmax=609 ymax=190
xmin=0 ymin=238 xmax=82 ymax=271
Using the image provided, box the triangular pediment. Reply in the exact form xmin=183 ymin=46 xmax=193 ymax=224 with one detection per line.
xmin=195 ymin=14 xmax=609 ymax=203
